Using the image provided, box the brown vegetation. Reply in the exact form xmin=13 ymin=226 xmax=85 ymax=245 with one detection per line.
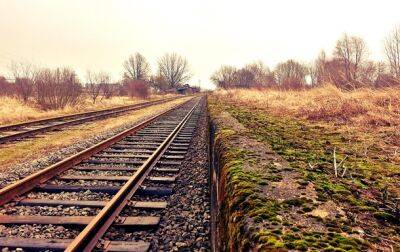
xmin=213 ymin=85 xmax=400 ymax=130
xmin=209 ymin=87 xmax=400 ymax=250
xmin=86 ymin=71 xmax=111 ymax=103
xmin=123 ymin=79 xmax=150 ymax=99
xmin=211 ymin=27 xmax=400 ymax=90
xmin=34 ymin=67 xmax=82 ymax=109
xmin=0 ymin=77 xmax=15 ymax=96
xmin=0 ymin=94 xmax=174 ymax=126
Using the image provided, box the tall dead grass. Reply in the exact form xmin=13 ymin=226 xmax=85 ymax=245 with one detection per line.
xmin=214 ymin=84 xmax=400 ymax=128
xmin=0 ymin=94 xmax=175 ymax=126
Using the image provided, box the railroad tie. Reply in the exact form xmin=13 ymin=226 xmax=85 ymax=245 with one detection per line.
xmin=36 ymin=184 xmax=173 ymax=196
xmin=0 ymin=238 xmax=150 ymax=252
xmin=58 ymin=175 xmax=176 ymax=183
xmin=17 ymin=198 xmax=167 ymax=209
xmin=0 ymin=215 xmax=160 ymax=228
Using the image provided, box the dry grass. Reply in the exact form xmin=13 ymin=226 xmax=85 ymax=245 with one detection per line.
xmin=0 ymin=94 xmax=177 ymax=126
xmin=0 ymin=97 xmax=190 ymax=172
xmin=213 ymin=84 xmax=400 ymax=154
xmin=214 ymin=84 xmax=400 ymax=128
xmin=209 ymin=87 xmax=400 ymax=249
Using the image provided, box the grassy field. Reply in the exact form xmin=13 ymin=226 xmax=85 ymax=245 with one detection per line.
xmin=209 ymin=85 xmax=399 ymax=251
xmin=0 ymin=94 xmax=176 ymax=126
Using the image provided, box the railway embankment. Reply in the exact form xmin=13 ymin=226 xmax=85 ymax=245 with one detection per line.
xmin=208 ymin=94 xmax=396 ymax=251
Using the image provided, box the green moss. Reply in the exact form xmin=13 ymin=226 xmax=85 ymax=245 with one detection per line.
xmin=373 ymin=211 xmax=397 ymax=223
xmin=208 ymin=96 xmax=386 ymax=251
xmin=282 ymin=197 xmax=310 ymax=207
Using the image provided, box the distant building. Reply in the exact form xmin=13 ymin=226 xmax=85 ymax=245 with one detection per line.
xmin=166 ymin=84 xmax=200 ymax=95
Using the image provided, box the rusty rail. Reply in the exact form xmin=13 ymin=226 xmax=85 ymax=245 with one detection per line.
xmin=0 ymin=96 xmax=182 ymax=144
xmin=0 ymin=98 xmax=194 ymax=206
xmin=65 ymin=100 xmax=199 ymax=251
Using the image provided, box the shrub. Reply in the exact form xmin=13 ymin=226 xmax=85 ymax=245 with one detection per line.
xmin=34 ymin=67 xmax=82 ymax=109
xmin=124 ymin=79 xmax=150 ymax=99
xmin=0 ymin=77 xmax=16 ymax=96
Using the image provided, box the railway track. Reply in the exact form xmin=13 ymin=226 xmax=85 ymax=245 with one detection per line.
xmin=0 ymin=96 xmax=181 ymax=144
xmin=0 ymin=96 xmax=205 ymax=251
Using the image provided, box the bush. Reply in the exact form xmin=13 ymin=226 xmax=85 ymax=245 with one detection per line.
xmin=15 ymin=77 xmax=34 ymax=102
xmin=34 ymin=67 xmax=82 ymax=109
xmin=0 ymin=77 xmax=16 ymax=96
xmin=124 ymin=79 xmax=150 ymax=99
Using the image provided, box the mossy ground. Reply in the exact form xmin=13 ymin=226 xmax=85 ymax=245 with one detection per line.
xmin=209 ymin=95 xmax=399 ymax=251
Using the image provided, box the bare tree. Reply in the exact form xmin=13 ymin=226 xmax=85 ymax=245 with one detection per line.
xmin=274 ymin=59 xmax=308 ymax=89
xmin=158 ymin=53 xmax=191 ymax=88
xmin=96 ymin=72 xmax=112 ymax=99
xmin=334 ymin=33 xmax=367 ymax=83
xmin=244 ymin=61 xmax=275 ymax=88
xmin=384 ymin=25 xmax=400 ymax=78
xmin=34 ymin=67 xmax=82 ymax=109
xmin=210 ymin=65 xmax=237 ymax=89
xmin=211 ymin=62 xmax=275 ymax=89
xmin=149 ymin=74 xmax=169 ymax=92
xmin=311 ymin=50 xmax=328 ymax=86
xmin=86 ymin=71 xmax=109 ymax=103
xmin=9 ymin=62 xmax=35 ymax=102
xmin=0 ymin=76 xmax=16 ymax=96
xmin=234 ymin=68 xmax=254 ymax=88
xmin=123 ymin=53 xmax=150 ymax=80
xmin=101 ymin=82 xmax=113 ymax=99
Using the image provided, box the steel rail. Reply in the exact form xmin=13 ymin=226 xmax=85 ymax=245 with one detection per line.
xmin=0 ymin=98 xmax=194 ymax=206
xmin=0 ymin=96 xmax=182 ymax=144
xmin=65 ymin=99 xmax=200 ymax=252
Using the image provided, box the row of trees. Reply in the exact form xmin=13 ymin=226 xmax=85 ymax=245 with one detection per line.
xmin=0 ymin=52 xmax=193 ymax=109
xmin=211 ymin=26 xmax=400 ymax=90
xmin=122 ymin=52 xmax=191 ymax=93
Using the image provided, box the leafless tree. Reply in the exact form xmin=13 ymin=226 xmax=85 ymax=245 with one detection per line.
xmin=211 ymin=62 xmax=276 ymax=89
xmin=311 ymin=50 xmax=328 ymax=86
xmin=34 ymin=67 xmax=82 ymax=109
xmin=0 ymin=76 xmax=16 ymax=96
xmin=123 ymin=53 xmax=150 ymax=80
xmin=244 ymin=61 xmax=275 ymax=88
xmin=98 ymin=72 xmax=112 ymax=99
xmin=274 ymin=59 xmax=308 ymax=89
xmin=9 ymin=62 xmax=36 ymax=102
xmin=149 ymin=74 xmax=169 ymax=92
xmin=334 ymin=33 xmax=367 ymax=83
xmin=101 ymin=82 xmax=113 ymax=99
xmin=158 ymin=53 xmax=191 ymax=88
xmin=234 ymin=68 xmax=254 ymax=88
xmin=86 ymin=71 xmax=110 ymax=103
xmin=210 ymin=65 xmax=237 ymax=89
xmin=384 ymin=25 xmax=400 ymax=78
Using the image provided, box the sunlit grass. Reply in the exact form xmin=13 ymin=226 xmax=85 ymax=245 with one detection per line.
xmin=0 ymin=94 xmax=177 ymax=126
xmin=214 ymin=84 xmax=400 ymax=128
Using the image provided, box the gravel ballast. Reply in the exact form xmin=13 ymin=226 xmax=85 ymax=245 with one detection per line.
xmin=0 ymin=98 xmax=211 ymax=251
xmin=0 ymin=102 xmax=184 ymax=188
xmin=104 ymin=99 xmax=211 ymax=251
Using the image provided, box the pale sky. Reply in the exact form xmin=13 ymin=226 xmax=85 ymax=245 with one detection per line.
xmin=0 ymin=0 xmax=399 ymax=89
